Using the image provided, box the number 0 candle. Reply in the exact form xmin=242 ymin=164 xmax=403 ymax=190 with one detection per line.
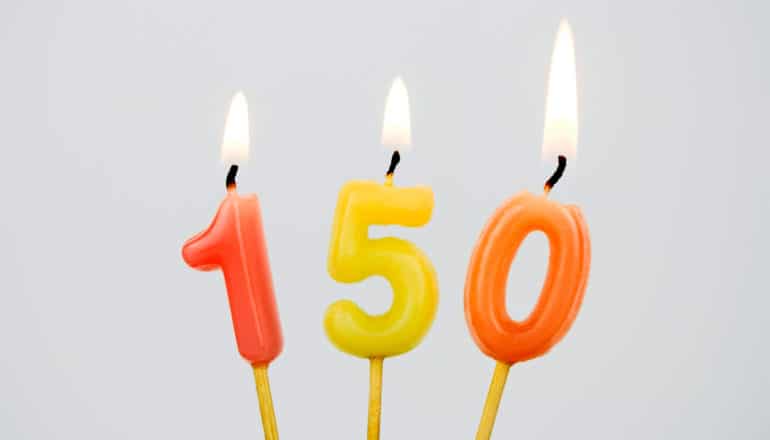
xmin=465 ymin=20 xmax=591 ymax=440
xmin=182 ymin=93 xmax=282 ymax=440
xmin=325 ymin=77 xmax=439 ymax=440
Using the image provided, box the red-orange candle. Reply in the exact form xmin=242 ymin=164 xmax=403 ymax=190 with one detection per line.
xmin=182 ymin=92 xmax=283 ymax=366
xmin=183 ymin=189 xmax=283 ymax=365
xmin=181 ymin=92 xmax=281 ymax=439
xmin=465 ymin=20 xmax=592 ymax=440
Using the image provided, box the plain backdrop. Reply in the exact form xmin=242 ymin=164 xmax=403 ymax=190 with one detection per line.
xmin=1 ymin=0 xmax=768 ymax=438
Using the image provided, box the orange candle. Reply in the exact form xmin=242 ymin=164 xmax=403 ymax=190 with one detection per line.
xmin=181 ymin=93 xmax=281 ymax=439
xmin=465 ymin=20 xmax=591 ymax=440
xmin=465 ymin=191 xmax=590 ymax=364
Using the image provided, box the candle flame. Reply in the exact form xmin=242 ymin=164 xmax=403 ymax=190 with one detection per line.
xmin=542 ymin=19 xmax=578 ymax=160
xmin=221 ymin=91 xmax=250 ymax=165
xmin=381 ymin=76 xmax=412 ymax=150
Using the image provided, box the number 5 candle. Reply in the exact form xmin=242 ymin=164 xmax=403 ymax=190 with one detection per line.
xmin=325 ymin=77 xmax=439 ymax=440
xmin=465 ymin=20 xmax=591 ymax=440
xmin=182 ymin=93 xmax=283 ymax=440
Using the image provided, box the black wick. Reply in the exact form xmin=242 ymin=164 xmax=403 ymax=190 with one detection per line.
xmin=544 ymin=155 xmax=567 ymax=193
xmin=386 ymin=150 xmax=401 ymax=177
xmin=226 ymin=165 xmax=239 ymax=189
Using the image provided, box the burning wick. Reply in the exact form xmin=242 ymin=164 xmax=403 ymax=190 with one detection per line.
xmin=386 ymin=150 xmax=401 ymax=177
xmin=226 ymin=165 xmax=239 ymax=189
xmin=544 ymin=155 xmax=567 ymax=194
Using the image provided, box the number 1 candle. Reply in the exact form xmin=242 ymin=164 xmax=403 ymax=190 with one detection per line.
xmin=325 ymin=77 xmax=439 ymax=440
xmin=182 ymin=93 xmax=283 ymax=440
xmin=465 ymin=20 xmax=591 ymax=440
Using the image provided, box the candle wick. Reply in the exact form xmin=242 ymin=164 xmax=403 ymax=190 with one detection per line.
xmin=385 ymin=150 xmax=401 ymax=178
xmin=544 ymin=155 xmax=567 ymax=194
xmin=226 ymin=165 xmax=239 ymax=190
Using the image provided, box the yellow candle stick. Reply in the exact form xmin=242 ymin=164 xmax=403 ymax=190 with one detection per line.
xmin=367 ymin=358 xmax=384 ymax=440
xmin=253 ymin=365 xmax=279 ymax=440
xmin=475 ymin=362 xmax=511 ymax=440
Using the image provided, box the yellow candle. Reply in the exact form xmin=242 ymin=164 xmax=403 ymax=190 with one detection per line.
xmin=324 ymin=76 xmax=438 ymax=439
xmin=325 ymin=179 xmax=437 ymax=357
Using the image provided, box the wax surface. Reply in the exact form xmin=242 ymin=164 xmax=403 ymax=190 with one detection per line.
xmin=465 ymin=191 xmax=590 ymax=364
xmin=325 ymin=180 xmax=438 ymax=358
xmin=182 ymin=190 xmax=283 ymax=365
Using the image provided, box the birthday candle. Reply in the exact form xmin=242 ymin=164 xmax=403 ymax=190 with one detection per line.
xmin=464 ymin=20 xmax=592 ymax=440
xmin=325 ymin=77 xmax=439 ymax=440
xmin=182 ymin=93 xmax=282 ymax=440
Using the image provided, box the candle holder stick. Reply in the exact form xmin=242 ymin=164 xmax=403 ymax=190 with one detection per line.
xmin=253 ymin=365 xmax=279 ymax=440
xmin=367 ymin=357 xmax=384 ymax=440
xmin=475 ymin=362 xmax=512 ymax=440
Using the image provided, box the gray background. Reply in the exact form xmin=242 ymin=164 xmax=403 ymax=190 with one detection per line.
xmin=1 ymin=0 xmax=767 ymax=438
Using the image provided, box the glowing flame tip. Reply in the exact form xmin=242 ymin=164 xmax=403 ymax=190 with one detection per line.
xmin=542 ymin=19 xmax=578 ymax=160
xmin=221 ymin=91 xmax=250 ymax=165
xmin=381 ymin=76 xmax=412 ymax=150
